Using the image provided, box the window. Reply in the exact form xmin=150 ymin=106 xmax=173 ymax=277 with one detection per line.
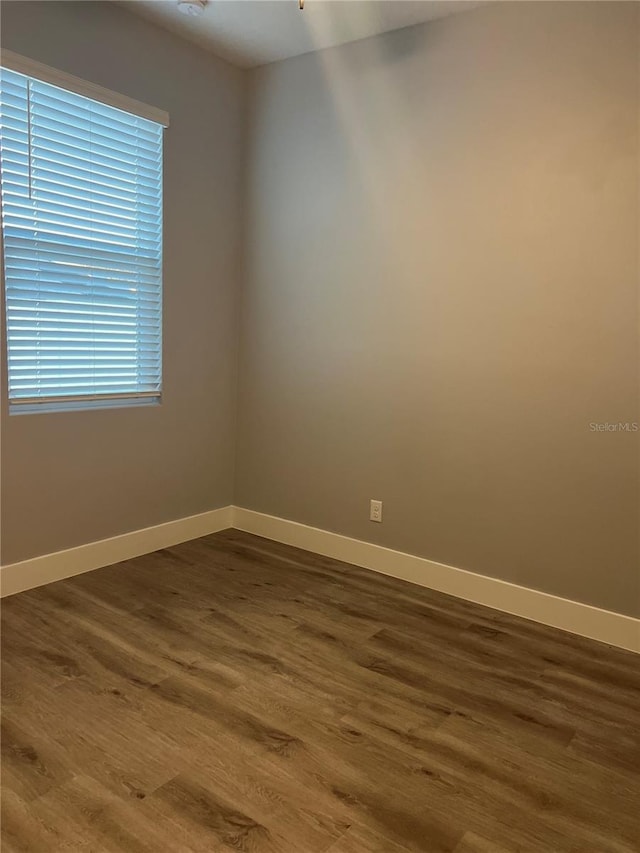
xmin=0 ymin=56 xmax=166 ymax=412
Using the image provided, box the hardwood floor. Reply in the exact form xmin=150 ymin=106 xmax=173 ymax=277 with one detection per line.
xmin=1 ymin=529 xmax=639 ymax=852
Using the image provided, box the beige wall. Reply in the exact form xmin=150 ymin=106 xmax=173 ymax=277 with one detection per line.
xmin=2 ymin=2 xmax=638 ymax=618
xmin=0 ymin=1 xmax=245 ymax=563
xmin=237 ymin=2 xmax=640 ymax=616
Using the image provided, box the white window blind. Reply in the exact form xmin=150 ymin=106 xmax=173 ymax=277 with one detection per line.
xmin=0 ymin=65 xmax=164 ymax=411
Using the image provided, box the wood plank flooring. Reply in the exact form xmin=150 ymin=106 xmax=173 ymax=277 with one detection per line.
xmin=1 ymin=529 xmax=639 ymax=852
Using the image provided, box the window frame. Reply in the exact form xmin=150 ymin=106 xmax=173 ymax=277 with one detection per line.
xmin=0 ymin=51 xmax=169 ymax=415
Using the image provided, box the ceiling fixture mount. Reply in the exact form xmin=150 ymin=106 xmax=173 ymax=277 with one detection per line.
xmin=177 ymin=0 xmax=206 ymax=17
xmin=178 ymin=0 xmax=301 ymax=17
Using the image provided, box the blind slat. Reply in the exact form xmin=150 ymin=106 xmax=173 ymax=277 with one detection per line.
xmin=4 ymin=235 xmax=162 ymax=270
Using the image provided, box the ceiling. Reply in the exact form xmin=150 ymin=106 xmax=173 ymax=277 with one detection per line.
xmin=122 ymin=0 xmax=484 ymax=68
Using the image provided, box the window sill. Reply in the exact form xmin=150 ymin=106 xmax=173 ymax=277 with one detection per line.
xmin=9 ymin=395 xmax=162 ymax=416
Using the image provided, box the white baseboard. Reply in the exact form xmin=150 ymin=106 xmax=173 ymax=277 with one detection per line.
xmin=2 ymin=503 xmax=637 ymax=653
xmin=232 ymin=507 xmax=640 ymax=654
xmin=0 ymin=506 xmax=234 ymax=598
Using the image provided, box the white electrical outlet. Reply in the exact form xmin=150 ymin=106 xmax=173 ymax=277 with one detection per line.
xmin=370 ymin=499 xmax=383 ymax=523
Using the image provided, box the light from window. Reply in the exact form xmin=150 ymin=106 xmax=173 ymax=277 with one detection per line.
xmin=0 ymin=67 xmax=163 ymax=412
